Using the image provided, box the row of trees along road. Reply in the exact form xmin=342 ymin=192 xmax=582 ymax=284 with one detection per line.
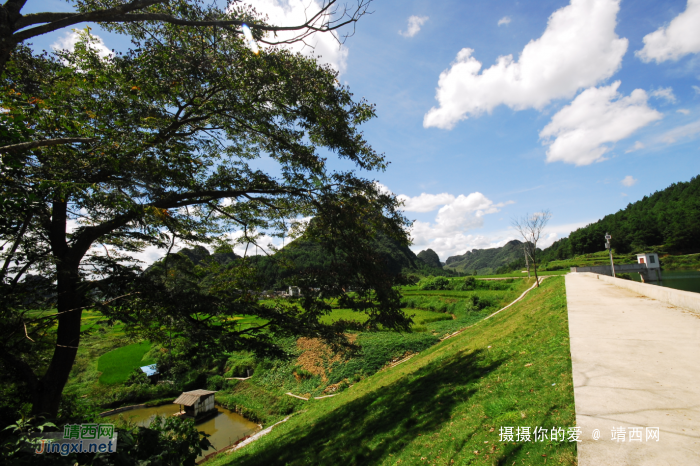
xmin=0 ymin=0 xmax=415 ymax=419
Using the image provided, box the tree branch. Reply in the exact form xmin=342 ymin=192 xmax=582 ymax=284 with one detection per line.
xmin=1 ymin=138 xmax=96 ymax=152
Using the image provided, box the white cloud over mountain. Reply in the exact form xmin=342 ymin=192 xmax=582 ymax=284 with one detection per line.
xmin=636 ymin=0 xmax=700 ymax=63
xmin=540 ymin=82 xmax=662 ymax=166
xmin=243 ymin=0 xmax=349 ymax=75
xmin=400 ymin=15 xmax=429 ymax=38
xmin=423 ymin=0 xmax=628 ymax=129
xmin=401 ymin=191 xmax=513 ymax=258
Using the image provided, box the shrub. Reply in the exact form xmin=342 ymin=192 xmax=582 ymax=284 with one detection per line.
xmin=224 ymin=351 xmax=257 ymax=378
xmin=125 ymin=368 xmax=151 ymax=387
xmin=418 ymin=276 xmax=450 ymax=290
xmin=206 ymin=375 xmax=225 ymax=391
xmin=454 ymin=276 xmax=477 ymax=291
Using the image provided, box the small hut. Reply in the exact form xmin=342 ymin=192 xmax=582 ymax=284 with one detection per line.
xmin=173 ymin=390 xmax=217 ymax=420
xmin=139 ymin=364 xmax=159 ymax=384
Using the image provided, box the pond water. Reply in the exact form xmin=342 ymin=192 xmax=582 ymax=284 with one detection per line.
xmin=106 ymin=404 xmax=260 ymax=454
xmin=628 ymin=270 xmax=700 ymax=294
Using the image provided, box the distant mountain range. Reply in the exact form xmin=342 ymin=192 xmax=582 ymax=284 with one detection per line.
xmin=443 ymin=240 xmax=526 ymax=275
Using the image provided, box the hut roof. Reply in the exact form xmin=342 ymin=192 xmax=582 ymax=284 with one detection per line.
xmin=173 ymin=389 xmax=217 ymax=406
xmin=140 ymin=364 xmax=158 ymax=377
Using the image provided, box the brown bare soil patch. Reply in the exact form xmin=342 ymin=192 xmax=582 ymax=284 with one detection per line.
xmin=295 ymin=335 xmax=356 ymax=382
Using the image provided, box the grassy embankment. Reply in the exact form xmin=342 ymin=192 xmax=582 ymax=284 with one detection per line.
xmin=214 ymin=278 xmax=536 ymax=426
xmin=658 ymin=252 xmax=700 ymax=270
xmin=209 ymin=276 xmax=576 ymax=466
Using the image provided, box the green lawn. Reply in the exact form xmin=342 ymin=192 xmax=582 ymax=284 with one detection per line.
xmin=209 ymin=276 xmax=576 ymax=466
xmin=97 ymin=341 xmax=155 ymax=385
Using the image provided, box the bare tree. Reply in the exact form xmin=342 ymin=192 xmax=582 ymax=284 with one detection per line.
xmin=511 ymin=210 xmax=551 ymax=287
xmin=0 ymin=0 xmax=371 ymax=72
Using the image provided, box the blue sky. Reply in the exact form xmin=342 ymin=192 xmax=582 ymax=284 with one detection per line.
xmin=25 ymin=0 xmax=700 ymax=262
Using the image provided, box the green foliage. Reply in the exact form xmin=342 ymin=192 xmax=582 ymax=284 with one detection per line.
xmin=444 ymin=239 xmax=526 ymax=275
xmin=416 ymin=248 xmax=441 ymax=268
xmin=125 ymin=369 xmax=151 ymax=387
xmin=417 ymin=276 xmax=450 ymax=290
xmin=1 ymin=411 xmax=211 ymax=465
xmin=540 ymin=176 xmax=700 ymax=260
xmin=207 ymin=375 xmax=226 ymax=391
xmin=97 ymin=341 xmax=155 ymax=385
xmin=217 ymin=381 xmax=302 ymax=425
xmin=454 ymin=276 xmax=476 ymax=290
xmin=224 ymin=352 xmax=257 ymax=378
xmin=1 ymin=17 xmax=411 ymax=416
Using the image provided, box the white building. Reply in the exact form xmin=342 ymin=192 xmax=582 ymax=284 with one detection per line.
xmin=636 ymin=253 xmax=660 ymax=269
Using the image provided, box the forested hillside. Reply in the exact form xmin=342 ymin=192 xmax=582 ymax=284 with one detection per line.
xmin=541 ymin=175 xmax=700 ymax=260
xmin=163 ymin=233 xmax=453 ymax=292
xmin=444 ymin=240 xmax=526 ymax=275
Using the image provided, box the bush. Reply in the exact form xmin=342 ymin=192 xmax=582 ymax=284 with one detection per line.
xmin=125 ymin=368 xmax=151 ymax=387
xmin=418 ymin=276 xmax=450 ymax=290
xmin=207 ymin=375 xmax=225 ymax=391
xmin=454 ymin=276 xmax=476 ymax=291
xmin=224 ymin=351 xmax=257 ymax=378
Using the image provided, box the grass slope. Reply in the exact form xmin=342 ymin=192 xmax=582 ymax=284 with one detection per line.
xmin=210 ymin=276 xmax=576 ymax=466
xmin=97 ymin=341 xmax=155 ymax=385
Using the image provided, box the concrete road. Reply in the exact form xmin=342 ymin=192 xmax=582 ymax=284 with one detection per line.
xmin=565 ymin=273 xmax=700 ymax=465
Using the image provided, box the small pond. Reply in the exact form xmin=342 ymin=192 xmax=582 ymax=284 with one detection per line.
xmin=627 ymin=270 xmax=700 ymax=294
xmin=106 ymin=404 xmax=260 ymax=454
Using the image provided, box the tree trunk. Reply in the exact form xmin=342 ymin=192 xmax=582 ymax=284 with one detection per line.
xmin=31 ymin=198 xmax=84 ymax=417
xmin=532 ymin=247 xmax=539 ymax=287
xmin=31 ymin=260 xmax=83 ymax=417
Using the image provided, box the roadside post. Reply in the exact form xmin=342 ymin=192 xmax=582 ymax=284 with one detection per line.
xmin=605 ymin=233 xmax=615 ymax=278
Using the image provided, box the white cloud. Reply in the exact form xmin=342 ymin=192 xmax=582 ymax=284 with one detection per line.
xmin=677 ymin=108 xmax=691 ymax=115
xmin=51 ymin=29 xmax=112 ymax=60
xmin=636 ymin=0 xmax=700 ymax=63
xmin=498 ymin=16 xmax=511 ymax=26
xmin=423 ymin=0 xmax=628 ymax=129
xmin=540 ymin=82 xmax=663 ymax=165
xmin=399 ymin=15 xmax=429 ymax=38
xmin=243 ymin=0 xmax=349 ymax=75
xmin=397 ymin=192 xmax=456 ymax=212
xmin=694 ymin=85 xmax=700 ymax=94
xmin=417 ymin=220 xmax=589 ymax=260
xmin=650 ymin=87 xmax=677 ymax=103
xmin=621 ymin=175 xmax=638 ymax=187
xmin=625 ymin=141 xmax=645 ymax=153
xmin=658 ymin=118 xmax=700 ymax=143
xmin=408 ymin=192 xmax=513 ymax=258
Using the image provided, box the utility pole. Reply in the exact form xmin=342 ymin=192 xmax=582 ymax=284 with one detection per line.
xmin=605 ymin=232 xmax=615 ymax=278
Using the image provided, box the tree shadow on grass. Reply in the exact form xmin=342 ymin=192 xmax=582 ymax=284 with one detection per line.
xmin=231 ymin=348 xmax=504 ymax=466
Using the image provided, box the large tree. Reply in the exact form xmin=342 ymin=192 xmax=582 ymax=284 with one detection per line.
xmin=0 ymin=22 xmax=410 ymax=418
xmin=0 ymin=0 xmax=371 ymax=73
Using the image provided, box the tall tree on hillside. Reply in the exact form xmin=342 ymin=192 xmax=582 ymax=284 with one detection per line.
xmin=512 ymin=211 xmax=551 ymax=287
xmin=0 ymin=23 xmax=410 ymax=418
